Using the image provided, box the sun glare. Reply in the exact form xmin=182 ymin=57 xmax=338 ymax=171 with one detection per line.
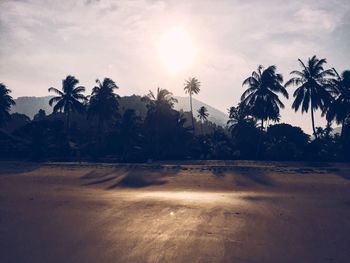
xmin=158 ymin=27 xmax=196 ymax=74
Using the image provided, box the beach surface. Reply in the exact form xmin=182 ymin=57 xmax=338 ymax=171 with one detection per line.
xmin=0 ymin=161 xmax=350 ymax=263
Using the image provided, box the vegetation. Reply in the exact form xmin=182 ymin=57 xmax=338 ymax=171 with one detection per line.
xmin=241 ymin=65 xmax=288 ymax=129
xmin=0 ymin=83 xmax=15 ymax=127
xmin=325 ymin=70 xmax=350 ymax=138
xmin=48 ymin=75 xmax=87 ymax=132
xmin=1 ymin=55 xmax=349 ymax=162
xmin=88 ymin=78 xmax=120 ymax=146
xmin=285 ymin=56 xmax=335 ymax=138
xmin=197 ymin=106 xmax=209 ymax=134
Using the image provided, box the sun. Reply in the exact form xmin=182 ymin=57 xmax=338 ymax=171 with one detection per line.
xmin=158 ymin=27 xmax=196 ymax=74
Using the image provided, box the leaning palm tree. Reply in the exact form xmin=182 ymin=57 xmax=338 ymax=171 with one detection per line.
xmin=0 ymin=83 xmax=16 ymax=127
xmin=241 ymin=65 xmax=288 ymax=129
xmin=325 ymin=69 xmax=350 ymax=138
xmin=184 ymin=77 xmax=201 ymax=132
xmin=88 ymin=78 xmax=119 ymax=132
xmin=48 ymin=75 xmax=87 ymax=131
xmin=197 ymin=106 xmax=209 ymax=135
xmin=285 ymin=55 xmax=335 ymax=139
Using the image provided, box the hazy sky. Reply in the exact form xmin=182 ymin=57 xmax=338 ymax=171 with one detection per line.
xmin=1 ymin=0 xmax=349 ymax=133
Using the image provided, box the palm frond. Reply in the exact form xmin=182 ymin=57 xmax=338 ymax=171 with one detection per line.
xmin=48 ymin=87 xmax=63 ymax=96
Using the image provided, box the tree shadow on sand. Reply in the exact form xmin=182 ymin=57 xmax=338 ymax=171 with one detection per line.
xmin=333 ymin=169 xmax=350 ymax=181
xmin=211 ymin=166 xmax=226 ymax=177
xmin=107 ymin=171 xmax=167 ymax=189
xmin=0 ymin=161 xmax=42 ymax=176
xmin=210 ymin=166 xmax=274 ymax=186
xmin=233 ymin=167 xmax=274 ymax=186
xmin=81 ymin=165 xmax=181 ymax=189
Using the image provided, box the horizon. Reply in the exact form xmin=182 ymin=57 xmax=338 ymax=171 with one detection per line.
xmin=1 ymin=0 xmax=350 ymax=133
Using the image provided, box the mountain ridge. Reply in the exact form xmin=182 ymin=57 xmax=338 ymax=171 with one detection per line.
xmin=11 ymin=95 xmax=228 ymax=126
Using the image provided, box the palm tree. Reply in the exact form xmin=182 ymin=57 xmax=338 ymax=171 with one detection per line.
xmin=143 ymin=87 xmax=178 ymax=159
xmin=227 ymin=103 xmax=256 ymax=136
xmin=118 ymin=109 xmax=142 ymax=161
xmin=325 ymin=69 xmax=350 ymax=138
xmin=0 ymin=83 xmax=15 ymax=127
xmin=88 ymin=78 xmax=120 ymax=132
xmin=241 ymin=65 xmax=288 ymax=129
xmin=285 ymin=55 xmax=335 ymax=139
xmin=197 ymin=106 xmax=209 ymax=135
xmin=48 ymin=75 xmax=87 ymax=132
xmin=145 ymin=87 xmax=178 ymax=113
xmin=184 ymin=77 xmax=201 ymax=132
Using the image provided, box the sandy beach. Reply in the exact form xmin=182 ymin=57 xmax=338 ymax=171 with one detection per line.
xmin=0 ymin=161 xmax=350 ymax=263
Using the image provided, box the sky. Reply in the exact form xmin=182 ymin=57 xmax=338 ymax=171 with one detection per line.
xmin=0 ymin=0 xmax=349 ymax=133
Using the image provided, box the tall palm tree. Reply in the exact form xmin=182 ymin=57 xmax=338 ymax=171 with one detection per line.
xmin=241 ymin=65 xmax=288 ymax=129
xmin=88 ymin=78 xmax=119 ymax=132
xmin=285 ymin=55 xmax=335 ymax=139
xmin=197 ymin=106 xmax=209 ymax=135
xmin=325 ymin=69 xmax=350 ymax=138
xmin=184 ymin=77 xmax=201 ymax=132
xmin=0 ymin=83 xmax=15 ymax=127
xmin=48 ymin=75 xmax=87 ymax=132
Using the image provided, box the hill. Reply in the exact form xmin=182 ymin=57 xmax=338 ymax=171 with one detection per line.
xmin=11 ymin=95 xmax=228 ymax=126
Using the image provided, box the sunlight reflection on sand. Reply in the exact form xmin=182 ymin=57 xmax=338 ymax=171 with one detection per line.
xmin=132 ymin=191 xmax=272 ymax=204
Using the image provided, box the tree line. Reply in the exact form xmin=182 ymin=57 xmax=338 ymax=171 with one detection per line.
xmin=0 ymin=55 xmax=349 ymax=162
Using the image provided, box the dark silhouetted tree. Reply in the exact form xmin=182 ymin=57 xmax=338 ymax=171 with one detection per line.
xmin=88 ymin=78 xmax=120 ymax=133
xmin=145 ymin=87 xmax=178 ymax=113
xmin=227 ymin=104 xmax=256 ymax=135
xmin=33 ymin=109 xmax=46 ymax=121
xmin=197 ymin=106 xmax=209 ymax=134
xmin=266 ymin=123 xmax=309 ymax=160
xmin=0 ymin=83 xmax=15 ymax=127
xmin=143 ymin=87 xmax=192 ymax=159
xmin=117 ymin=109 xmax=143 ymax=161
xmin=241 ymin=65 xmax=288 ymax=129
xmin=285 ymin=56 xmax=335 ymax=139
xmin=48 ymin=75 xmax=87 ymax=132
xmin=227 ymin=104 xmax=261 ymax=158
xmin=325 ymin=69 xmax=350 ymax=138
xmin=184 ymin=77 xmax=201 ymax=132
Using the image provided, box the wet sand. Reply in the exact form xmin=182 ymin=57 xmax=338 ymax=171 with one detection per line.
xmin=0 ymin=161 xmax=350 ymax=263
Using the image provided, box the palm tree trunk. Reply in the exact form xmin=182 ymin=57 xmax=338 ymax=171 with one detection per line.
xmin=66 ymin=111 xmax=70 ymax=139
xmin=311 ymin=107 xmax=317 ymax=139
xmin=97 ymin=116 xmax=103 ymax=153
xmin=201 ymin=122 xmax=203 ymax=135
xmin=341 ymin=119 xmax=345 ymax=139
xmin=190 ymin=93 xmax=195 ymax=133
xmin=261 ymin=119 xmax=264 ymax=130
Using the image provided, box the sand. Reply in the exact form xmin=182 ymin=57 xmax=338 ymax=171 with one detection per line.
xmin=0 ymin=161 xmax=350 ymax=263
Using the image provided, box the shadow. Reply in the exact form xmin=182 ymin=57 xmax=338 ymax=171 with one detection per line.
xmin=240 ymin=195 xmax=278 ymax=203
xmin=83 ymin=175 xmax=119 ymax=186
xmin=80 ymin=165 xmax=180 ymax=190
xmin=108 ymin=171 xmax=167 ymax=189
xmin=334 ymin=170 xmax=350 ymax=181
xmin=234 ymin=167 xmax=274 ymax=186
xmin=211 ymin=167 xmax=225 ymax=177
xmin=0 ymin=161 xmax=42 ymax=176
xmin=292 ymin=168 xmax=316 ymax=174
xmin=81 ymin=170 xmax=111 ymax=179
xmin=304 ymin=162 xmax=333 ymax=167
xmin=341 ymin=200 xmax=350 ymax=207
xmin=80 ymin=168 xmax=124 ymax=180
